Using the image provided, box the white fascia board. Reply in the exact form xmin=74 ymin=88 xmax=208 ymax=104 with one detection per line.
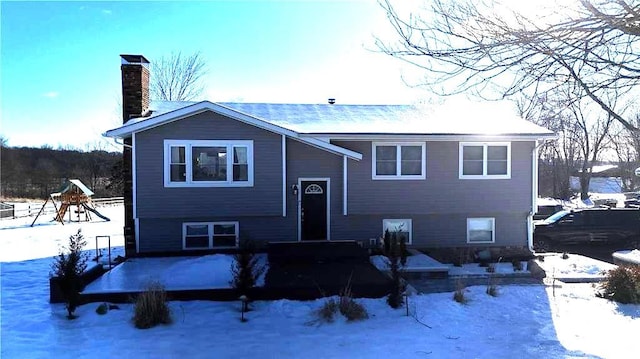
xmin=303 ymin=133 xmax=556 ymax=142
xmin=104 ymin=101 xmax=362 ymax=161
xmin=293 ymin=137 xmax=362 ymax=160
xmin=104 ymin=103 xmax=212 ymax=137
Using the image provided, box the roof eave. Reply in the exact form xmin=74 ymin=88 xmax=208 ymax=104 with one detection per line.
xmin=302 ymin=133 xmax=556 ymax=141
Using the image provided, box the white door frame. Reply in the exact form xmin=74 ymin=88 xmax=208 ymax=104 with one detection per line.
xmin=297 ymin=177 xmax=330 ymax=241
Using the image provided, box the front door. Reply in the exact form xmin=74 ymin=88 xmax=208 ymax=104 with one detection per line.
xmin=300 ymin=180 xmax=328 ymax=241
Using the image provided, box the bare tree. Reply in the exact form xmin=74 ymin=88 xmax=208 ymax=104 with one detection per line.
xmin=571 ymin=99 xmax=615 ymax=200
xmin=151 ymin=51 xmax=207 ymax=101
xmin=378 ymin=0 xmax=640 ymax=131
xmin=522 ymin=85 xmax=614 ymax=199
xmin=521 ymin=92 xmax=581 ymax=198
xmin=609 ymin=113 xmax=640 ymax=191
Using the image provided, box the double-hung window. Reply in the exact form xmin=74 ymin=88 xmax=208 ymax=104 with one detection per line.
xmin=459 ymin=142 xmax=510 ymax=179
xmin=165 ymin=140 xmax=253 ymax=187
xmin=372 ymin=142 xmax=426 ymax=180
xmin=467 ymin=218 xmax=495 ymax=243
xmin=183 ymin=222 xmax=239 ymax=249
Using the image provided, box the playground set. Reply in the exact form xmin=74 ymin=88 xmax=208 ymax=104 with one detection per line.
xmin=31 ymin=179 xmax=110 ymax=227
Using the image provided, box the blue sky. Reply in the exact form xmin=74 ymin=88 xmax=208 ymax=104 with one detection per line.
xmin=1 ymin=0 xmax=430 ymax=149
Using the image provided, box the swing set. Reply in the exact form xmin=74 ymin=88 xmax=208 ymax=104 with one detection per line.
xmin=31 ymin=179 xmax=110 ymax=227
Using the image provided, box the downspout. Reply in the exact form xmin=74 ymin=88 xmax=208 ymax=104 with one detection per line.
xmin=132 ymin=133 xmax=139 ymax=254
xmin=528 ymin=139 xmax=550 ymax=252
xmin=282 ymin=135 xmax=287 ymax=217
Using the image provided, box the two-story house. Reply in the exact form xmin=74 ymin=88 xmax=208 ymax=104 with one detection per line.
xmin=105 ymin=55 xmax=555 ymax=257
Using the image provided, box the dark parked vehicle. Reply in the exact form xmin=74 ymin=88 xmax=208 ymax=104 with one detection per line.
xmin=533 ymin=204 xmax=565 ymax=221
xmin=533 ymin=208 xmax=640 ymax=252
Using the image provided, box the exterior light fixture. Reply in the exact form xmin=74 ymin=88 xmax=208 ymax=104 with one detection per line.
xmin=292 ymin=184 xmax=299 ymax=196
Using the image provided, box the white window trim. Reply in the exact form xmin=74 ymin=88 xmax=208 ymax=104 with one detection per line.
xmin=164 ymin=140 xmax=254 ymax=187
xmin=182 ymin=221 xmax=239 ymax=250
xmin=382 ymin=218 xmax=412 ymax=245
xmin=466 ymin=217 xmax=495 ymax=244
xmin=459 ymin=142 xmax=511 ymax=179
xmin=372 ymin=142 xmax=426 ymax=180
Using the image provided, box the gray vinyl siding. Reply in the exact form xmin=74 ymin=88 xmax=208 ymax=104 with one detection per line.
xmin=333 ymin=140 xmax=534 ymax=215
xmin=135 ymin=111 xmax=283 ymax=219
xmin=136 ymin=138 xmax=346 ymax=252
xmin=138 ymin=217 xmax=296 ymax=253
xmin=330 ymin=140 xmax=534 ymax=247
xmin=286 ymin=138 xmax=344 ymax=240
xmin=330 ymin=213 xmax=527 ymax=248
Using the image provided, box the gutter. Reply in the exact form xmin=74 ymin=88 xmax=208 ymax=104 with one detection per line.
xmin=110 ymin=135 xmax=133 ymax=148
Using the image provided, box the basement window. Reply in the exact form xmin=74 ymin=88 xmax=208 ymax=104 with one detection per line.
xmin=466 ymin=218 xmax=495 ymax=244
xmin=382 ymin=218 xmax=412 ymax=244
xmin=183 ymin=222 xmax=239 ymax=249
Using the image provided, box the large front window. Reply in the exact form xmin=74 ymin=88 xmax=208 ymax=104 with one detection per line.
xmin=183 ymin=222 xmax=239 ymax=249
xmin=459 ymin=142 xmax=510 ymax=179
xmin=164 ymin=140 xmax=253 ymax=187
xmin=372 ymin=142 xmax=426 ymax=179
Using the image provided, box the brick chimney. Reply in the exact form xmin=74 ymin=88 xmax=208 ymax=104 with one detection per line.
xmin=120 ymin=54 xmax=150 ymax=122
xmin=120 ymin=54 xmax=149 ymax=257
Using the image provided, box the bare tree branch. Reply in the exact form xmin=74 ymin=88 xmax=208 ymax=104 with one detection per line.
xmin=378 ymin=0 xmax=640 ymax=130
xmin=151 ymin=51 xmax=208 ymax=101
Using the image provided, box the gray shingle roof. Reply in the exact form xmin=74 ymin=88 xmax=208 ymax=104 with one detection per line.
xmin=122 ymin=100 xmax=553 ymax=137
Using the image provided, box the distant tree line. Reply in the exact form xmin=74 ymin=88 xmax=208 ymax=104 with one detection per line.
xmin=1 ymin=144 xmax=122 ymax=199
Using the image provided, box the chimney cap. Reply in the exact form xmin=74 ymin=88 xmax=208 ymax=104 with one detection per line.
xmin=328 ymin=98 xmax=336 ymax=105
xmin=120 ymin=54 xmax=150 ymax=65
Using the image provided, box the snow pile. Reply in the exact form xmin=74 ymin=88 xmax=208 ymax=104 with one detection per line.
xmin=613 ymin=249 xmax=640 ymax=265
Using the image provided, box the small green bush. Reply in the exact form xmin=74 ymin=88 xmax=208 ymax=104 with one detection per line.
xmin=384 ymin=230 xmax=406 ymax=309
xmin=96 ymin=303 xmax=109 ymax=315
xmin=230 ymin=238 xmax=265 ymax=296
xmin=598 ymin=266 xmax=640 ymax=304
xmin=51 ymin=229 xmax=88 ymax=319
xmin=133 ymin=282 xmax=172 ymax=329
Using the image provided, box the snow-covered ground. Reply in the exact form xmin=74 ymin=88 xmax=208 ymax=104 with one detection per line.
xmin=613 ymin=249 xmax=640 ymax=266
xmin=2 ymin=205 xmax=639 ymax=358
